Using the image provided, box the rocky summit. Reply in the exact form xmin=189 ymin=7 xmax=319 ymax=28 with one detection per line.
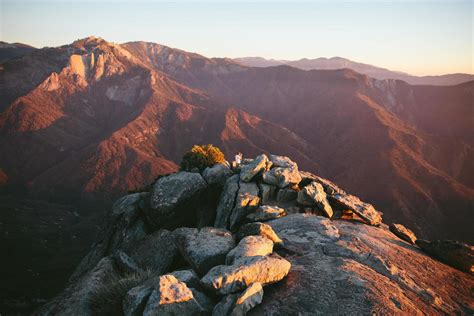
xmin=36 ymin=154 xmax=474 ymax=315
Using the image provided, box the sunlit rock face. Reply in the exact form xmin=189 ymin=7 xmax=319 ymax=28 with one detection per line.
xmin=36 ymin=154 xmax=473 ymax=315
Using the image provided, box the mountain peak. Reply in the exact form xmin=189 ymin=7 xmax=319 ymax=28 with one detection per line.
xmin=71 ymin=36 xmax=107 ymax=48
xmin=37 ymin=153 xmax=474 ymax=314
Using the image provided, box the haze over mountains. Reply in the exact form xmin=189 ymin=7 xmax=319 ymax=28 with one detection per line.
xmin=0 ymin=36 xmax=473 ymax=311
xmin=234 ymin=56 xmax=474 ymax=86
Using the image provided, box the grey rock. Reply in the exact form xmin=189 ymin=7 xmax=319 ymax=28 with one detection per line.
xmin=269 ymin=154 xmax=297 ymax=168
xmin=416 ymin=239 xmax=474 ymax=273
xmin=259 ymin=183 xmax=276 ymax=204
xmin=129 ymin=230 xmax=178 ymax=274
xmin=240 ymin=154 xmax=270 ymax=182
xmin=226 ymin=235 xmax=274 ymax=265
xmin=229 ymin=181 xmax=260 ymax=230
xmin=147 ymin=171 xmax=208 ymax=228
xmin=214 ymin=175 xmax=240 ymax=228
xmin=113 ymin=250 xmax=142 ymax=275
xmin=170 ymin=269 xmax=201 ymax=289
xmin=35 ymin=257 xmax=119 ymax=315
xmin=190 ymin=288 xmax=214 ymax=313
xmin=299 ymin=171 xmax=346 ymax=195
xmin=248 ymin=213 xmax=473 ymax=315
xmin=69 ymin=193 xmax=148 ymax=282
xmin=212 ymin=283 xmax=263 ymax=316
xmin=297 ymin=182 xmax=333 ymax=218
xmin=201 ymin=255 xmax=291 ymax=295
xmin=246 ymin=205 xmax=286 ymax=222
xmin=203 ymin=163 xmax=233 ymax=186
xmin=389 ymin=223 xmax=417 ymax=244
xmin=263 ymin=165 xmax=302 ymax=189
xmin=330 ymin=193 xmax=382 ymax=226
xmin=276 ymin=188 xmax=297 ymax=202
xmin=174 ymin=227 xmax=235 ymax=275
xmin=230 ymin=282 xmax=264 ymax=316
xmin=123 ymin=285 xmax=153 ymax=316
xmin=236 ymin=222 xmax=283 ymax=245
xmin=212 ymin=293 xmax=238 ymax=316
xmin=143 ymin=275 xmax=203 ymax=316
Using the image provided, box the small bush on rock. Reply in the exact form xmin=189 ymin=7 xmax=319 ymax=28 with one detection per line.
xmin=180 ymin=144 xmax=226 ymax=172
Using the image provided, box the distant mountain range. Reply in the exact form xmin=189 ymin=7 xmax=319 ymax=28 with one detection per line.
xmin=0 ymin=41 xmax=36 ymax=63
xmin=234 ymin=56 xmax=474 ymax=86
xmin=1 ymin=36 xmax=472 ymax=242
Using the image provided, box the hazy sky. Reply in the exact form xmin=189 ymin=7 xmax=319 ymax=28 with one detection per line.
xmin=1 ymin=0 xmax=472 ymax=75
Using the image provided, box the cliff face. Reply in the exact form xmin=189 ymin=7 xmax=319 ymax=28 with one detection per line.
xmin=37 ymin=154 xmax=474 ymax=315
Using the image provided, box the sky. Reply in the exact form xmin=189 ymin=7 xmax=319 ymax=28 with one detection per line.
xmin=0 ymin=0 xmax=472 ymax=76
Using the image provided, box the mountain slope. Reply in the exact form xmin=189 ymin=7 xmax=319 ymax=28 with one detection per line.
xmin=122 ymin=42 xmax=473 ymax=241
xmin=234 ymin=56 xmax=474 ymax=86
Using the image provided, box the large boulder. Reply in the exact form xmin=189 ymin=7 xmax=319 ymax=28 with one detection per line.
xmin=123 ymin=285 xmax=153 ymax=316
xmin=214 ymin=175 xmax=240 ymax=228
xmin=112 ymin=250 xmax=142 ymax=274
xmin=212 ymin=282 xmax=264 ymax=316
xmin=236 ymin=222 xmax=283 ymax=245
xmin=147 ymin=172 xmax=208 ymax=228
xmin=129 ymin=230 xmax=179 ymax=274
xmin=229 ymin=181 xmax=260 ymax=230
xmin=201 ymin=255 xmax=291 ymax=295
xmin=246 ymin=205 xmax=286 ymax=222
xmin=297 ymin=182 xmax=333 ymax=218
xmin=170 ymin=269 xmax=201 ymax=289
xmin=240 ymin=154 xmax=270 ymax=182
xmin=226 ymin=235 xmax=274 ymax=264
xmin=174 ymin=227 xmax=236 ymax=275
xmin=389 ymin=223 xmax=417 ymax=244
xmin=415 ymin=239 xmax=474 ymax=273
xmin=330 ymin=193 xmax=382 ymax=226
xmin=263 ymin=166 xmax=302 ymax=189
xmin=203 ymin=163 xmax=233 ymax=186
xmin=299 ymin=171 xmax=345 ymax=195
xmin=248 ymin=214 xmax=474 ymax=314
xmin=259 ymin=183 xmax=276 ymax=204
xmin=142 ymin=275 xmax=205 ymax=316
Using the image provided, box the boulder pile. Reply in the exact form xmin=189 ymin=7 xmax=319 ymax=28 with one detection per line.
xmin=36 ymin=154 xmax=474 ymax=315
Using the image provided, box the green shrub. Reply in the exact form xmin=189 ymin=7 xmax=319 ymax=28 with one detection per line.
xmin=180 ymin=144 xmax=226 ymax=172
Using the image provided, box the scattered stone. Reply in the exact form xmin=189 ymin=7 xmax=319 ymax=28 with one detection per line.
xmin=170 ymin=269 xmax=201 ymax=289
xmin=246 ymin=205 xmax=286 ymax=222
xmin=236 ymin=222 xmax=283 ymax=245
xmin=123 ymin=285 xmax=153 ymax=316
xmin=147 ymin=172 xmax=208 ymax=228
xmin=299 ymin=171 xmax=346 ymax=195
xmin=201 ymin=255 xmax=291 ymax=295
xmin=263 ymin=165 xmax=302 ymax=188
xmin=297 ymin=182 xmax=333 ymax=218
xmin=190 ymin=288 xmax=214 ymax=313
xmin=231 ymin=282 xmax=264 ymax=315
xmin=389 ymin=223 xmax=417 ymax=244
xmin=226 ymin=235 xmax=274 ymax=264
xmin=276 ymin=187 xmax=298 ymax=202
xmin=259 ymin=183 xmax=276 ymax=204
xmin=203 ymin=163 xmax=233 ymax=185
xmin=174 ymin=227 xmax=235 ymax=275
xmin=112 ymin=250 xmax=141 ymax=275
xmin=240 ymin=154 xmax=270 ymax=182
xmin=269 ymin=154 xmax=297 ymax=168
xmin=143 ymin=275 xmax=203 ymax=316
xmin=229 ymin=181 xmax=260 ymax=230
xmin=416 ymin=239 xmax=474 ymax=273
xmin=330 ymin=193 xmax=382 ymax=226
xmin=212 ymin=282 xmax=264 ymax=316
xmin=129 ymin=230 xmax=178 ymax=274
xmin=214 ymin=175 xmax=240 ymax=228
